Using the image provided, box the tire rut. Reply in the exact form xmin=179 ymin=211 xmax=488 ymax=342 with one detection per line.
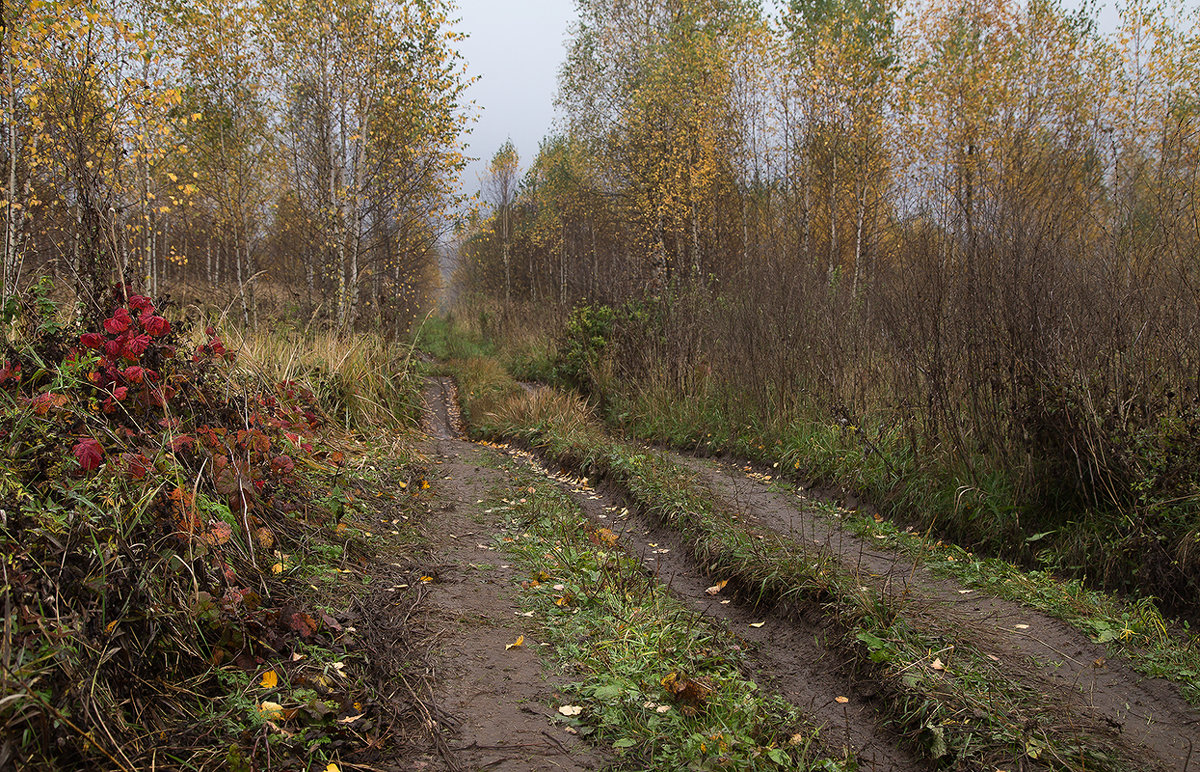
xmin=501 ymin=449 xmax=926 ymax=771
xmin=668 ymin=452 xmax=1200 ymax=772
xmin=413 ymin=378 xmax=608 ymax=771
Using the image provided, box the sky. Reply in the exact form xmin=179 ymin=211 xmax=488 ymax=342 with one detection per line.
xmin=449 ymin=0 xmax=1196 ymax=200
xmin=452 ymin=0 xmax=579 ymax=200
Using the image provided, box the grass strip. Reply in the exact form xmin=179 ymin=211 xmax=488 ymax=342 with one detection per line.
xmin=485 ymin=458 xmax=846 ymax=771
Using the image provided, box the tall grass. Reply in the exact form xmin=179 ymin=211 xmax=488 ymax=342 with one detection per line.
xmin=226 ymin=326 xmax=424 ymax=434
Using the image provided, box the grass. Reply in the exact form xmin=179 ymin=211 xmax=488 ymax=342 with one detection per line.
xmin=438 ymin=355 xmax=1143 ymax=770
xmin=227 ymin=326 xmax=425 ymax=434
xmin=837 ymin=509 xmax=1200 ymax=705
xmin=486 ymin=459 xmax=846 ymax=771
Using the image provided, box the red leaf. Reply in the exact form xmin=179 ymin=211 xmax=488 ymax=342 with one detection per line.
xmin=73 ymin=438 xmax=104 ymax=472
xmin=128 ymin=294 xmax=154 ymax=313
xmin=103 ymin=308 xmax=131 ymax=334
xmin=122 ymin=333 xmax=151 ymax=359
xmin=271 ymin=455 xmax=295 ymax=476
xmin=288 ymin=612 xmax=317 ymax=638
xmin=122 ymin=453 xmax=150 ymax=480
xmin=122 ymin=366 xmax=145 ymax=385
xmin=141 ymin=315 xmax=170 ymax=337
xmin=31 ymin=392 xmax=67 ymax=416
xmin=170 ymin=434 xmax=194 ymax=452
xmin=0 ymin=361 xmax=19 ymax=384
xmin=80 ymin=333 xmax=105 ymax=350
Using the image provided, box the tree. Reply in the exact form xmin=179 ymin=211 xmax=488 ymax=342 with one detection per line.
xmin=483 ymin=139 xmax=519 ymax=308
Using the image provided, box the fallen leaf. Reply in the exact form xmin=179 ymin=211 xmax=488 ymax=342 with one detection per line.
xmin=558 ymin=705 xmax=583 ymax=716
xmin=749 ymin=622 xmax=765 ymax=628
xmin=835 ymin=696 xmax=849 ymax=704
xmin=506 ymin=635 xmax=525 ymax=650
xmin=930 ymin=658 xmax=945 ymax=672
xmin=325 ymin=764 xmax=341 ymax=772
xmin=337 ymin=714 xmax=365 ymax=724
xmin=260 ymin=670 xmax=278 ymax=689
xmin=705 ymin=580 xmax=728 ymax=596
xmin=1014 ymin=624 xmax=1030 ymax=630
xmin=288 ymin=612 xmax=317 ymax=638
xmin=259 ymin=701 xmax=285 ymax=720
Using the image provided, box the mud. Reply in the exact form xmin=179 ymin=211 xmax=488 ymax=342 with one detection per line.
xmin=410 ymin=378 xmax=608 ymax=771
xmin=673 ymin=453 xmax=1200 ymax=772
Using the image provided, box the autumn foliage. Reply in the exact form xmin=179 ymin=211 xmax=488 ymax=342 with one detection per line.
xmin=456 ymin=0 xmax=1200 ymax=610
xmin=0 ymin=285 xmax=371 ymax=767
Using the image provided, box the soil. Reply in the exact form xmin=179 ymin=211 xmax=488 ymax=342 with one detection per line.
xmin=400 ymin=377 xmax=609 ymax=771
xmin=670 ymin=453 xmax=1200 ymax=772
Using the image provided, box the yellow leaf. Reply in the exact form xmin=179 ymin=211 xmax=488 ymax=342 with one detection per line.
xmin=558 ymin=704 xmax=583 ymax=716
xmin=705 ymin=580 xmax=728 ymax=596
xmin=260 ymin=670 xmax=278 ymax=688
xmin=749 ymin=622 xmax=765 ymax=628
xmin=506 ymin=635 xmax=524 ymax=650
xmin=271 ymin=562 xmax=283 ymax=575
xmin=258 ymin=701 xmax=284 ymax=720
xmin=835 ymin=696 xmax=849 ymax=704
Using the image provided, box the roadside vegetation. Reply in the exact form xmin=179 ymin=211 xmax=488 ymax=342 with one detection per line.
xmin=421 ymin=319 xmax=1200 ymax=770
xmin=455 ymin=0 xmax=1200 ymax=617
xmin=0 ymin=283 xmax=431 ymax=769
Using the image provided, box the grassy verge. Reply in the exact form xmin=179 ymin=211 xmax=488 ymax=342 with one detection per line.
xmin=486 ymin=459 xmax=844 ymax=771
xmin=442 ymin=359 xmax=1139 ymax=770
xmin=835 ymin=506 xmax=1200 ymax=705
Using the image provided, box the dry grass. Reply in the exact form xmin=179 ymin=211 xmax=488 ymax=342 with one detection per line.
xmin=226 ymin=326 xmax=423 ymax=434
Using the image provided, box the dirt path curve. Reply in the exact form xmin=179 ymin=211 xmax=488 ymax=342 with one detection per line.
xmin=412 ymin=377 xmax=608 ymax=771
xmin=671 ymin=453 xmax=1200 ymax=772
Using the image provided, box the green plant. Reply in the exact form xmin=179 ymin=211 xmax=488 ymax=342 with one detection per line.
xmin=553 ymin=303 xmax=615 ymax=396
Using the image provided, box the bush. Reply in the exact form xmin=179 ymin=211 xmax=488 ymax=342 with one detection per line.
xmin=553 ymin=303 xmax=615 ymax=396
xmin=0 ymin=283 xmax=349 ymax=767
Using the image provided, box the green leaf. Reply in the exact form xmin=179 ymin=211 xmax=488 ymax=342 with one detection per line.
xmin=592 ymin=683 xmax=623 ymax=701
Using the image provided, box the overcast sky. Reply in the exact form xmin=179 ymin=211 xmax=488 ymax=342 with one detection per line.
xmin=453 ymin=0 xmax=578 ymax=200
xmin=449 ymin=0 xmax=1193 ymax=200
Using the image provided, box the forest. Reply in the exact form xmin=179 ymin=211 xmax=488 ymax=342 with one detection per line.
xmin=4 ymin=0 xmax=1200 ymax=770
xmin=460 ymin=0 xmax=1200 ymax=610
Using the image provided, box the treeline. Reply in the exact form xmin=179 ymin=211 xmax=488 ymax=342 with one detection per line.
xmin=456 ymin=0 xmax=1200 ymax=608
xmin=2 ymin=0 xmax=470 ymax=331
